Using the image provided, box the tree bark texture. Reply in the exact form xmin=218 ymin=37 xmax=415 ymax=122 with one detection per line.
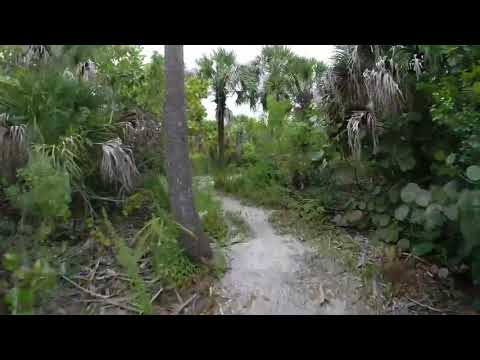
xmin=164 ymin=45 xmax=212 ymax=262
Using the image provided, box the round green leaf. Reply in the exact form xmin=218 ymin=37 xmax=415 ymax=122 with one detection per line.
xmin=431 ymin=186 xmax=448 ymax=205
xmin=415 ymin=189 xmax=432 ymax=207
xmin=378 ymin=214 xmax=391 ymax=227
xmin=398 ymin=157 xmax=416 ymax=172
xmin=443 ymin=181 xmax=459 ymax=201
xmin=395 ymin=204 xmax=410 ymax=221
xmin=442 ymin=204 xmax=458 ymax=221
xmin=466 ymin=165 xmax=480 ymax=181
xmin=388 ymin=187 xmax=400 ymax=204
xmin=458 ymin=190 xmax=480 ymax=255
xmin=446 ymin=153 xmax=456 ymax=165
xmin=424 ymin=204 xmax=445 ymax=231
xmin=410 ymin=208 xmax=425 ymax=225
xmin=401 ymin=183 xmax=421 ymax=203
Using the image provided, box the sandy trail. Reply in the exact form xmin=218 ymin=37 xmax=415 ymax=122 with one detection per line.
xmin=214 ymin=195 xmax=376 ymax=315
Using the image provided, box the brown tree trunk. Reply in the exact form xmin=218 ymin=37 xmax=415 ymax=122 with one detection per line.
xmin=216 ymin=100 xmax=225 ymax=168
xmin=164 ymin=45 xmax=212 ymax=262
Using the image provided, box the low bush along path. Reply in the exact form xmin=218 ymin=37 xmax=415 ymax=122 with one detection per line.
xmin=213 ymin=195 xmax=376 ymax=315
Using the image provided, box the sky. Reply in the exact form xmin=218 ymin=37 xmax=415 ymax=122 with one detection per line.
xmin=141 ymin=45 xmax=334 ymax=119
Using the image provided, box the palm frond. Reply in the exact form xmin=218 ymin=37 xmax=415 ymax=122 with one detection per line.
xmin=0 ymin=113 xmax=28 ymax=181
xmin=33 ymin=134 xmax=86 ymax=183
xmin=21 ymin=45 xmax=51 ymax=66
xmin=235 ymin=63 xmax=260 ymax=109
xmin=346 ymin=110 xmax=379 ymax=159
xmin=101 ymin=138 xmax=139 ymax=193
xmin=0 ymin=113 xmax=27 ymax=160
xmin=347 ymin=111 xmax=363 ymax=159
xmin=197 ymin=47 xmax=239 ymax=104
xmin=363 ymin=66 xmax=405 ymax=116
xmin=77 ymin=59 xmax=97 ymax=81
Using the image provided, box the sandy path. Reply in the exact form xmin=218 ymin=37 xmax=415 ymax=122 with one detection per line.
xmin=214 ymin=195 xmax=375 ymax=315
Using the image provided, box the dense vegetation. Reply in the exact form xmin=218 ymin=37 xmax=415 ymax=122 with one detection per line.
xmin=0 ymin=45 xmax=227 ymax=314
xmin=210 ymin=45 xmax=480 ymax=292
xmin=1 ymin=44 xmax=479 ymax=314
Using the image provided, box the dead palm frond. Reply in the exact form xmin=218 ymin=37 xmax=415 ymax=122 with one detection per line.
xmin=410 ymin=54 xmax=424 ymax=80
xmin=363 ymin=65 xmax=405 ymax=116
xmin=347 ymin=110 xmax=380 ymax=160
xmin=0 ymin=113 xmax=28 ymax=181
xmin=22 ymin=45 xmax=51 ymax=66
xmin=347 ymin=111 xmax=363 ymax=159
xmin=0 ymin=114 xmax=27 ymax=161
xmin=320 ymin=45 xmax=411 ymax=159
xmin=77 ymin=59 xmax=97 ymax=82
xmin=101 ymin=138 xmax=139 ymax=193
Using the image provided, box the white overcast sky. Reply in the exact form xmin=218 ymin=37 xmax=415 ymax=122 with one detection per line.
xmin=141 ymin=45 xmax=334 ymax=119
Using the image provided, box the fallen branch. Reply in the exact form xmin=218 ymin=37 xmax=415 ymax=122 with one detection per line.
xmin=174 ymin=289 xmax=183 ymax=304
xmin=406 ymin=296 xmax=445 ymax=313
xmin=150 ymin=288 xmax=164 ymax=304
xmin=78 ymin=298 xmax=140 ymax=313
xmin=175 ymin=294 xmax=198 ymax=315
xmin=402 ymin=252 xmax=432 ymax=266
xmin=61 ymin=274 xmax=111 ymax=299
xmin=63 ymin=275 xmax=142 ymax=313
xmin=89 ymin=258 xmax=101 ymax=282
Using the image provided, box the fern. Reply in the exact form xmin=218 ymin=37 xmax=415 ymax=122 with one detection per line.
xmin=101 ymin=209 xmax=152 ymax=315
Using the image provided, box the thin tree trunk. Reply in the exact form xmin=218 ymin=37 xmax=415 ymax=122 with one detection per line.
xmin=216 ymin=101 xmax=225 ymax=168
xmin=164 ymin=45 xmax=212 ymax=262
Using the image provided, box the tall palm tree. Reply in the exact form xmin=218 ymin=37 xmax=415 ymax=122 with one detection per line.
xmin=164 ymin=45 xmax=212 ymax=262
xmin=319 ymin=45 xmax=418 ymax=158
xmin=254 ymin=45 xmax=296 ymax=110
xmin=285 ymin=56 xmax=327 ymax=116
xmin=240 ymin=46 xmax=327 ymax=117
xmin=197 ymin=48 xmax=239 ymax=167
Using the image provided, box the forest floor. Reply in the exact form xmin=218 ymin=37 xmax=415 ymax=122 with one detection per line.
xmin=9 ymin=180 xmax=476 ymax=315
xmin=213 ymin=194 xmax=476 ymax=315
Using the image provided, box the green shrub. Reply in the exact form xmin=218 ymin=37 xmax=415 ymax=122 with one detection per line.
xmin=122 ymin=191 xmax=152 ymax=217
xmin=194 ymin=187 xmax=228 ymax=245
xmin=142 ymin=173 xmax=170 ymax=212
xmin=3 ymin=252 xmax=57 ymax=315
xmin=6 ymin=153 xmax=71 ymax=225
xmin=191 ymin=153 xmax=212 ymax=176
xmin=101 ymin=210 xmax=152 ymax=314
xmin=135 ymin=214 xmax=200 ymax=288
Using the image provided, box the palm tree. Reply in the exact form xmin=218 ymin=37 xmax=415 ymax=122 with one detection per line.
xmin=319 ymin=45 xmax=418 ymax=159
xmin=285 ymin=56 xmax=327 ymax=117
xmin=239 ymin=46 xmax=327 ymax=118
xmin=256 ymin=45 xmax=296 ymax=109
xmin=197 ymin=48 xmax=239 ymax=167
xmin=164 ymin=45 xmax=212 ymax=262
